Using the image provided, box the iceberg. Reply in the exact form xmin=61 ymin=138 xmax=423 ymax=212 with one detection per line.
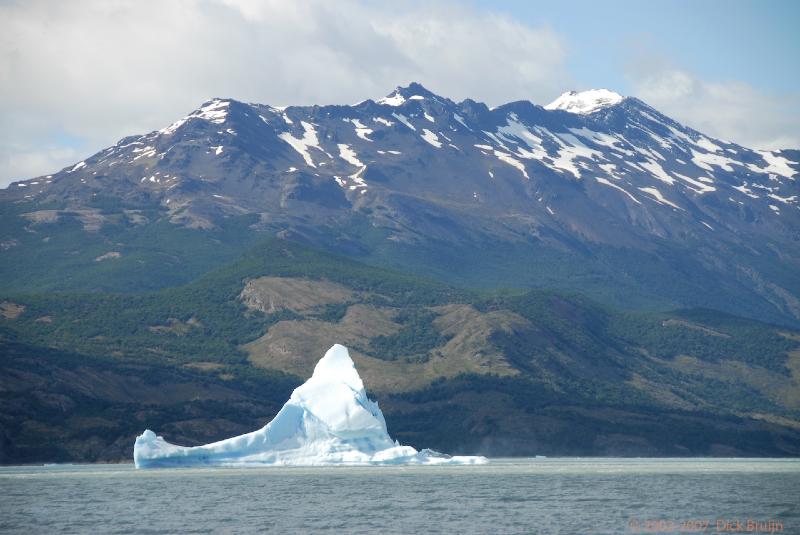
xmin=134 ymin=344 xmax=487 ymax=467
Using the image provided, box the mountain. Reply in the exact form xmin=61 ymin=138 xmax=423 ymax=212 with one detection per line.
xmin=2 ymin=238 xmax=800 ymax=462
xmin=2 ymin=84 xmax=800 ymax=461
xmin=2 ymin=83 xmax=798 ymax=325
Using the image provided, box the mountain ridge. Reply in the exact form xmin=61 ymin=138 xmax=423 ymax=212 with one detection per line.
xmin=1 ymin=83 xmax=798 ymax=325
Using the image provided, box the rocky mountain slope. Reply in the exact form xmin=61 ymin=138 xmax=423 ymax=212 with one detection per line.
xmin=2 ymin=83 xmax=799 ymax=325
xmin=2 ymin=239 xmax=799 ymax=462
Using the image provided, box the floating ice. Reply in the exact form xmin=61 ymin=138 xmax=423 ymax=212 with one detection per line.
xmin=134 ymin=345 xmax=487 ymax=468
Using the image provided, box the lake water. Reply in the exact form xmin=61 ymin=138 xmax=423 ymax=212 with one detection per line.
xmin=1 ymin=458 xmax=798 ymax=534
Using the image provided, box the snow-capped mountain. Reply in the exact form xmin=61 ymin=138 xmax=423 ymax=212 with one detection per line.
xmin=3 ymin=83 xmax=799 ymax=324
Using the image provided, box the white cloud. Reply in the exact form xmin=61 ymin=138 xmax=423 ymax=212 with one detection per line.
xmin=0 ymin=0 xmax=568 ymax=186
xmin=630 ymin=67 xmax=800 ymax=150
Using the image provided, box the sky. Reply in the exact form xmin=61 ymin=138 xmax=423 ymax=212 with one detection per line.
xmin=0 ymin=0 xmax=798 ymax=187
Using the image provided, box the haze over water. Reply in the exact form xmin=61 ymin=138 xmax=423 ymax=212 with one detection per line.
xmin=2 ymin=458 xmax=798 ymax=534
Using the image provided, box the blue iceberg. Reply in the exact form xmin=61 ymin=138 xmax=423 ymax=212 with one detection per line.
xmin=134 ymin=344 xmax=487 ymax=467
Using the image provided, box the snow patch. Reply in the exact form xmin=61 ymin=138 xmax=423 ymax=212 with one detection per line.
xmin=345 ymin=118 xmax=373 ymax=141
xmin=497 ymin=117 xmax=548 ymax=160
xmin=568 ymin=127 xmax=631 ymax=154
xmin=494 ymin=151 xmax=529 ymax=179
xmin=640 ymin=160 xmax=676 ymax=185
xmin=599 ymin=163 xmax=621 ymax=179
xmin=638 ymin=187 xmax=683 ymax=210
xmin=596 ymin=177 xmax=641 ymax=204
xmin=672 ymin=172 xmax=716 ymax=194
xmin=691 ymin=150 xmax=737 ymax=173
xmin=547 ymin=131 xmax=603 ymax=178
xmin=132 ymin=146 xmax=157 ymax=161
xmin=279 ymin=121 xmax=321 ymax=168
xmin=392 ymin=113 xmax=416 ymax=131
xmin=348 ymin=165 xmax=368 ymax=190
xmin=732 ymin=184 xmax=760 ymax=199
xmin=768 ymin=193 xmax=797 ymax=205
xmin=160 ymin=99 xmax=229 ymax=134
xmin=420 ymin=129 xmax=442 ymax=148
xmin=338 ymin=144 xmax=365 ymax=167
xmin=545 ymin=89 xmax=624 ymax=114
xmin=695 ymin=136 xmax=723 ymax=153
xmin=751 ymin=151 xmax=798 ymax=179
xmin=378 ymin=92 xmax=405 ymax=107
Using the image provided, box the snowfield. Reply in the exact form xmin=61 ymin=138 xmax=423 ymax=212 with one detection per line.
xmin=134 ymin=344 xmax=487 ymax=467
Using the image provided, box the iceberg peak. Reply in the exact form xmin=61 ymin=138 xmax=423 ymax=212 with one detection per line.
xmin=544 ymin=88 xmax=625 ymax=114
xmin=309 ymin=343 xmax=363 ymax=390
xmin=134 ymin=344 xmax=487 ymax=467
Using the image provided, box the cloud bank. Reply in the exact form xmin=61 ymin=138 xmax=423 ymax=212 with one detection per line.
xmin=630 ymin=65 xmax=800 ymax=151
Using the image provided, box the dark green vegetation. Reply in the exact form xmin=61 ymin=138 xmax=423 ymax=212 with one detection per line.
xmin=4 ymin=238 xmax=463 ymax=366
xmin=359 ymin=236 xmax=800 ymax=329
xmin=0 ymin=202 xmax=263 ymax=294
xmin=370 ymin=308 xmax=451 ymax=362
xmin=2 ymin=237 xmax=799 ymax=462
xmin=0 ymin=336 xmax=299 ymax=464
xmin=2 ymin=199 xmax=798 ymax=331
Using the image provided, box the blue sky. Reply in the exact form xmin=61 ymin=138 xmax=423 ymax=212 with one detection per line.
xmin=0 ymin=0 xmax=798 ymax=187
xmin=478 ymin=0 xmax=799 ymax=95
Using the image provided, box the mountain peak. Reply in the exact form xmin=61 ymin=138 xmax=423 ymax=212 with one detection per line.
xmin=158 ymin=97 xmax=234 ymax=135
xmin=544 ymin=89 xmax=625 ymax=114
xmin=397 ymin=82 xmax=435 ymax=96
xmin=377 ymin=82 xmax=439 ymax=106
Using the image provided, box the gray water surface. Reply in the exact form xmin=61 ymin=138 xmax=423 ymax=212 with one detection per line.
xmin=2 ymin=458 xmax=798 ymax=534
